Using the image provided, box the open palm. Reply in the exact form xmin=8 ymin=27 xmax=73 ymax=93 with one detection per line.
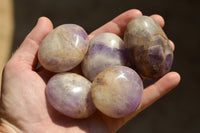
xmin=0 ymin=9 xmax=180 ymax=133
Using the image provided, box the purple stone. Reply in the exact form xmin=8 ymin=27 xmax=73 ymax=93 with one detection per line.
xmin=165 ymin=53 xmax=173 ymax=71
xmin=38 ymin=24 xmax=89 ymax=72
xmin=124 ymin=16 xmax=173 ymax=79
xmin=148 ymin=45 xmax=164 ymax=65
xmin=88 ymin=43 xmax=126 ymax=58
xmin=82 ymin=33 xmax=127 ymax=81
xmin=46 ymin=73 xmax=96 ymax=119
xmin=91 ymin=66 xmax=143 ymax=118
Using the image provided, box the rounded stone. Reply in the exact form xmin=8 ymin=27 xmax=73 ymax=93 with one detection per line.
xmin=82 ymin=33 xmax=126 ymax=81
xmin=124 ymin=16 xmax=173 ymax=79
xmin=91 ymin=66 xmax=143 ymax=118
xmin=38 ymin=24 xmax=89 ymax=72
xmin=46 ymin=73 xmax=96 ymax=119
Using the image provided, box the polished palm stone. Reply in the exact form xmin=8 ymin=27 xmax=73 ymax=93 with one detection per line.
xmin=38 ymin=24 xmax=89 ymax=72
xmin=91 ymin=66 xmax=143 ymax=118
xmin=124 ymin=16 xmax=173 ymax=80
xmin=46 ymin=73 xmax=96 ymax=119
xmin=82 ymin=33 xmax=126 ymax=81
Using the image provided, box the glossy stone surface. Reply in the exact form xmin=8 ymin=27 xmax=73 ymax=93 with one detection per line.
xmin=124 ymin=16 xmax=173 ymax=79
xmin=82 ymin=33 xmax=126 ymax=81
xmin=91 ymin=66 xmax=143 ymax=118
xmin=38 ymin=24 xmax=89 ymax=72
xmin=46 ymin=73 xmax=96 ymax=119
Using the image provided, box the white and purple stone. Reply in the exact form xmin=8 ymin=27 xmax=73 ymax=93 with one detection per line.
xmin=82 ymin=33 xmax=127 ymax=81
xmin=38 ymin=24 xmax=89 ymax=72
xmin=46 ymin=73 xmax=96 ymax=119
xmin=91 ymin=66 xmax=143 ymax=118
xmin=124 ymin=16 xmax=173 ymax=80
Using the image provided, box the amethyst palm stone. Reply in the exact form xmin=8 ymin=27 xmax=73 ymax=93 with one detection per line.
xmin=91 ymin=66 xmax=143 ymax=118
xmin=124 ymin=16 xmax=173 ymax=79
xmin=38 ymin=24 xmax=89 ymax=72
xmin=82 ymin=33 xmax=126 ymax=81
xmin=46 ymin=73 xmax=96 ymax=119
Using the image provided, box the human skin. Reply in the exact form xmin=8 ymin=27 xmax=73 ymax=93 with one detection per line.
xmin=0 ymin=9 xmax=180 ymax=133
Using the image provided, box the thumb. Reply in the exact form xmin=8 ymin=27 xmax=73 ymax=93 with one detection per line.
xmin=11 ymin=17 xmax=53 ymax=70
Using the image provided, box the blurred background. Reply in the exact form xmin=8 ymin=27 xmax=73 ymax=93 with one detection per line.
xmin=0 ymin=0 xmax=199 ymax=132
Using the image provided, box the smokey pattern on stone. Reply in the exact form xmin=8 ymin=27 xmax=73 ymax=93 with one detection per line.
xmin=91 ymin=66 xmax=143 ymax=118
xmin=124 ymin=16 xmax=173 ymax=79
xmin=38 ymin=24 xmax=89 ymax=72
xmin=46 ymin=73 xmax=96 ymax=119
xmin=82 ymin=33 xmax=127 ymax=81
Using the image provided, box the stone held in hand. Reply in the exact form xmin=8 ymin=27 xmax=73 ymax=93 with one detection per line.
xmin=124 ymin=16 xmax=173 ymax=80
xmin=82 ymin=33 xmax=127 ymax=81
xmin=91 ymin=66 xmax=143 ymax=118
xmin=38 ymin=24 xmax=89 ymax=73
xmin=46 ymin=73 xmax=96 ymax=119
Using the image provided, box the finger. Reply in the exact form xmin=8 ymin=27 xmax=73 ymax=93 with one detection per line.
xmin=88 ymin=9 xmax=143 ymax=39
xmin=150 ymin=14 xmax=165 ymax=28
xmin=169 ymin=40 xmax=175 ymax=51
xmin=10 ymin=17 xmax=53 ymax=70
xmin=138 ymin=72 xmax=180 ymax=112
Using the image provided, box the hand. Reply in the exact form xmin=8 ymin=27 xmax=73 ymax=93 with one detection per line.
xmin=0 ymin=9 xmax=180 ymax=133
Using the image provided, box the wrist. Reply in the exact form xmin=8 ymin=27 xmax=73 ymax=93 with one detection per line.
xmin=0 ymin=118 xmax=21 ymax=133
